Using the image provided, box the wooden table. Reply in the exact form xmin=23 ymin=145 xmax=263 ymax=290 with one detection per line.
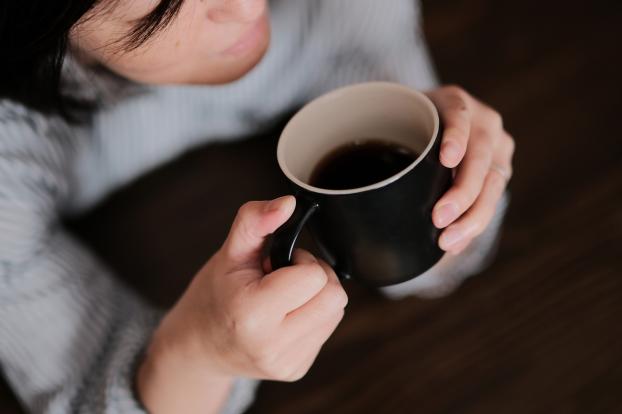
xmin=2 ymin=0 xmax=621 ymax=412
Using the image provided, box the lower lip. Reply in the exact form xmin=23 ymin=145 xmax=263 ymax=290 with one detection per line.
xmin=222 ymin=16 xmax=268 ymax=57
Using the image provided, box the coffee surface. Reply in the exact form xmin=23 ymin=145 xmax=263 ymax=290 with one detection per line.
xmin=309 ymin=139 xmax=419 ymax=190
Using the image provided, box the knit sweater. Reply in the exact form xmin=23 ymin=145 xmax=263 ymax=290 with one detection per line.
xmin=0 ymin=1 xmax=507 ymax=413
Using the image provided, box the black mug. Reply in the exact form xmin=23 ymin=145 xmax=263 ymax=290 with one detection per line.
xmin=270 ymin=82 xmax=452 ymax=287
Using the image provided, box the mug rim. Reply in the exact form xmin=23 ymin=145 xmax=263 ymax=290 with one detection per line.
xmin=277 ymin=82 xmax=441 ymax=196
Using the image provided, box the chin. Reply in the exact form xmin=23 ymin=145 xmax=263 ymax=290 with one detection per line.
xmin=193 ymin=52 xmax=267 ymax=84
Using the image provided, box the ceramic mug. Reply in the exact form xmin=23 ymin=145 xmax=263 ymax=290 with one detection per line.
xmin=269 ymin=82 xmax=452 ymax=286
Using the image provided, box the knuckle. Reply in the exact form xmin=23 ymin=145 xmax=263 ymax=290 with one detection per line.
xmin=326 ymin=285 xmax=349 ymax=310
xmin=448 ymin=97 xmax=469 ymax=114
xmin=473 ymin=127 xmax=496 ymax=148
xmin=236 ymin=201 xmax=255 ymax=217
xmin=439 ymin=85 xmax=471 ymax=114
xmin=283 ymin=371 xmax=307 ymax=383
xmin=470 ymin=145 xmax=493 ymax=166
xmin=332 ymin=306 xmax=346 ymax=325
xmin=253 ymin=350 xmax=282 ymax=378
xmin=286 ymin=366 xmax=306 ymax=383
xmin=485 ymin=108 xmax=504 ymax=130
xmin=489 ymin=169 xmax=509 ymax=190
xmin=444 ymin=84 xmax=468 ymax=101
xmin=504 ymin=133 xmax=516 ymax=156
xmin=299 ymin=263 xmax=329 ymax=287
xmin=230 ymin=304 xmax=264 ymax=340
xmin=232 ymin=312 xmax=257 ymax=338
xmin=278 ymin=366 xmax=311 ymax=382
xmin=271 ymin=363 xmax=304 ymax=383
xmin=470 ymin=219 xmax=485 ymax=237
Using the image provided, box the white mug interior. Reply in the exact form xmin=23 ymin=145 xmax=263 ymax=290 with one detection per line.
xmin=277 ymin=82 xmax=440 ymax=195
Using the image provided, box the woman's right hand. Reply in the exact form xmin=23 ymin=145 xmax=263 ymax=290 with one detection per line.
xmin=138 ymin=196 xmax=348 ymax=414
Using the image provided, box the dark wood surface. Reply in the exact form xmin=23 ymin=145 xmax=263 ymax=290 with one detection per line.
xmin=2 ymin=0 xmax=622 ymax=412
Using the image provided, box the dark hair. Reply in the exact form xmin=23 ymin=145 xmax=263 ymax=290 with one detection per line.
xmin=0 ymin=0 xmax=184 ymax=118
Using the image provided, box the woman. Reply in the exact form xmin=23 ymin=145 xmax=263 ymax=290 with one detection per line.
xmin=0 ymin=1 xmax=514 ymax=413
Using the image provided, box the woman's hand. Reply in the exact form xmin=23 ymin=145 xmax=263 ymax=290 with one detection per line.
xmin=138 ymin=196 xmax=347 ymax=414
xmin=425 ymin=86 xmax=515 ymax=255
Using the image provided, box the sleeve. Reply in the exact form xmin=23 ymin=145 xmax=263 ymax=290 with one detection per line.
xmin=363 ymin=0 xmax=441 ymax=90
xmin=0 ymin=103 xmax=163 ymax=413
xmin=0 ymin=102 xmax=261 ymax=413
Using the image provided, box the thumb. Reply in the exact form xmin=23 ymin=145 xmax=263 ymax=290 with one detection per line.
xmin=221 ymin=196 xmax=296 ymax=266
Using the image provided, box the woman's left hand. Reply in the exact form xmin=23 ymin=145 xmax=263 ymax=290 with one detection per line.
xmin=425 ymin=85 xmax=515 ymax=255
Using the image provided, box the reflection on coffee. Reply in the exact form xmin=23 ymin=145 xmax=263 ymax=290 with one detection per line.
xmin=309 ymin=139 xmax=420 ymax=190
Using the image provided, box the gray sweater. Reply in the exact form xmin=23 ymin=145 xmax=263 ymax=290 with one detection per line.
xmin=0 ymin=1 xmax=507 ymax=413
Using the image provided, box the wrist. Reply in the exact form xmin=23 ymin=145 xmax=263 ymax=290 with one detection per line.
xmin=137 ymin=317 xmax=234 ymax=414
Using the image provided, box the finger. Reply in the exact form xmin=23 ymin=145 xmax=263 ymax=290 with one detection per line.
xmin=439 ymin=128 xmax=514 ymax=251
xmin=432 ymin=125 xmax=496 ymax=229
xmin=316 ymin=258 xmax=341 ymax=289
xmin=222 ymin=196 xmax=296 ymax=267
xmin=438 ymin=164 xmax=508 ymax=252
xmin=427 ymin=86 xmax=472 ymax=168
xmin=283 ymin=263 xmax=347 ymax=333
xmin=268 ymin=257 xmax=344 ymax=381
xmin=256 ymin=250 xmax=328 ymax=317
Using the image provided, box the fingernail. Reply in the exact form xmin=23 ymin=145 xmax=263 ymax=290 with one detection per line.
xmin=434 ymin=203 xmax=459 ymax=228
xmin=440 ymin=227 xmax=463 ymax=250
xmin=442 ymin=141 xmax=460 ymax=163
xmin=264 ymin=196 xmax=288 ymax=213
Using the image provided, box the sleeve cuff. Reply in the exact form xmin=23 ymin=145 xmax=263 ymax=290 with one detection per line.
xmin=219 ymin=378 xmax=261 ymax=414
xmin=72 ymin=298 xmax=163 ymax=414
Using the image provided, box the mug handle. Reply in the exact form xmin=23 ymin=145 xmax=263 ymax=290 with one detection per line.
xmin=269 ymin=197 xmax=320 ymax=270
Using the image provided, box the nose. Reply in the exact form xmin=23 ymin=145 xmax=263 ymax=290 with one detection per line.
xmin=208 ymin=0 xmax=267 ymax=23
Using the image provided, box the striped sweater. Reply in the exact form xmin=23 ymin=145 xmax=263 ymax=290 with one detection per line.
xmin=0 ymin=1 xmax=507 ymax=413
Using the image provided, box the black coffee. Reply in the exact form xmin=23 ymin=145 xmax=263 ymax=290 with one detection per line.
xmin=309 ymin=139 xmax=419 ymax=190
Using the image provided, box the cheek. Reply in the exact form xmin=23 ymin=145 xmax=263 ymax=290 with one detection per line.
xmin=102 ymin=25 xmax=227 ymax=82
xmin=208 ymin=0 xmax=268 ymax=22
xmin=99 ymin=22 xmax=270 ymax=85
xmin=73 ymin=1 xmax=271 ymax=85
